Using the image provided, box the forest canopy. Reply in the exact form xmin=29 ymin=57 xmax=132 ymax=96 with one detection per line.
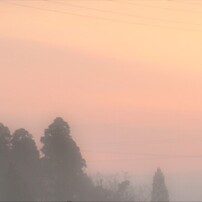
xmin=0 ymin=117 xmax=169 ymax=201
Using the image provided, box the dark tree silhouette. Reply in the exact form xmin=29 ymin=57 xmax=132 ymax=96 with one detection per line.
xmin=0 ymin=119 xmax=171 ymax=202
xmin=11 ymin=128 xmax=40 ymax=200
xmin=0 ymin=123 xmax=11 ymax=200
xmin=151 ymin=168 xmax=169 ymax=202
xmin=92 ymin=174 xmax=136 ymax=201
xmin=40 ymin=117 xmax=91 ymax=201
xmin=93 ymin=184 xmax=110 ymax=201
xmin=2 ymin=163 xmax=30 ymax=201
xmin=116 ymin=180 xmax=131 ymax=201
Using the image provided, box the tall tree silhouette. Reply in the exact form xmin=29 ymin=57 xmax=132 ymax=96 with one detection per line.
xmin=11 ymin=128 xmax=40 ymax=200
xmin=0 ymin=123 xmax=11 ymax=200
xmin=151 ymin=168 xmax=169 ymax=202
xmin=40 ymin=117 xmax=90 ymax=200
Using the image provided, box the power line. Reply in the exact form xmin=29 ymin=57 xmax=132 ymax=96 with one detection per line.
xmin=2 ymin=1 xmax=202 ymax=32
xmin=2 ymin=0 xmax=202 ymax=1
xmin=50 ymin=0 xmax=202 ymax=27
xmin=1 ymin=1 xmax=149 ymax=25
xmin=117 ymin=0 xmax=202 ymax=14
xmin=82 ymin=150 xmax=202 ymax=159
xmin=174 ymin=1 xmax=202 ymax=6
xmin=0 ymin=0 xmax=114 ymax=2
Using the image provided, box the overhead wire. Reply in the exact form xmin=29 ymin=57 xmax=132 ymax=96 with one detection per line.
xmin=1 ymin=0 xmax=202 ymax=160
xmin=117 ymin=0 xmax=202 ymax=14
xmin=2 ymin=1 xmax=202 ymax=32
xmin=50 ymin=0 xmax=202 ymax=27
xmin=82 ymin=150 xmax=202 ymax=159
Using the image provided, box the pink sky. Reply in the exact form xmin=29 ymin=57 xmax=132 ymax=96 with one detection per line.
xmin=1 ymin=1 xmax=202 ymax=199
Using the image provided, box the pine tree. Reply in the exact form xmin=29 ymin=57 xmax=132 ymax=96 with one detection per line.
xmin=11 ymin=128 xmax=40 ymax=200
xmin=0 ymin=123 xmax=11 ymax=200
xmin=151 ymin=168 xmax=169 ymax=202
xmin=40 ymin=117 xmax=91 ymax=200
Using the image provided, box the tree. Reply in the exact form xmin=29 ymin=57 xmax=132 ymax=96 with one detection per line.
xmin=40 ymin=117 xmax=91 ymax=201
xmin=151 ymin=168 xmax=169 ymax=202
xmin=11 ymin=128 xmax=40 ymax=200
xmin=0 ymin=123 xmax=11 ymax=199
xmin=2 ymin=163 xmax=30 ymax=201
xmin=92 ymin=173 xmax=139 ymax=201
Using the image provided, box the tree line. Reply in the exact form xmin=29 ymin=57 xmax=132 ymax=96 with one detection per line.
xmin=0 ymin=117 xmax=169 ymax=201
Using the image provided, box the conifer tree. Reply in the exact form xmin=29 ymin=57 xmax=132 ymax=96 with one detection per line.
xmin=40 ymin=117 xmax=92 ymax=200
xmin=11 ymin=128 xmax=40 ymax=200
xmin=151 ymin=168 xmax=169 ymax=202
xmin=0 ymin=123 xmax=11 ymax=200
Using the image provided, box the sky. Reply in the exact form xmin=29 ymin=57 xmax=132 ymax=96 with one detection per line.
xmin=1 ymin=0 xmax=202 ymax=200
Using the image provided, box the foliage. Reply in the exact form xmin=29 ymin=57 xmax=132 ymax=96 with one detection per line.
xmin=151 ymin=168 xmax=169 ymax=202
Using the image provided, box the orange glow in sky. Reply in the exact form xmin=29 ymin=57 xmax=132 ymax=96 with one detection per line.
xmin=1 ymin=1 xmax=202 ymax=192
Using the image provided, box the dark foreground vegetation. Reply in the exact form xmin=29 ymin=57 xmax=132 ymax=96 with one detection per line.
xmin=0 ymin=117 xmax=169 ymax=201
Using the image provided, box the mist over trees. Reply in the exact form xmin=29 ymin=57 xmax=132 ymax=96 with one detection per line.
xmin=0 ymin=117 xmax=169 ymax=201
xmin=151 ymin=168 xmax=169 ymax=202
xmin=40 ymin=117 xmax=93 ymax=201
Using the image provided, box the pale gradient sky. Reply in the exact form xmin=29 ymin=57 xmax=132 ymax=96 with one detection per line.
xmin=1 ymin=0 xmax=202 ymax=200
